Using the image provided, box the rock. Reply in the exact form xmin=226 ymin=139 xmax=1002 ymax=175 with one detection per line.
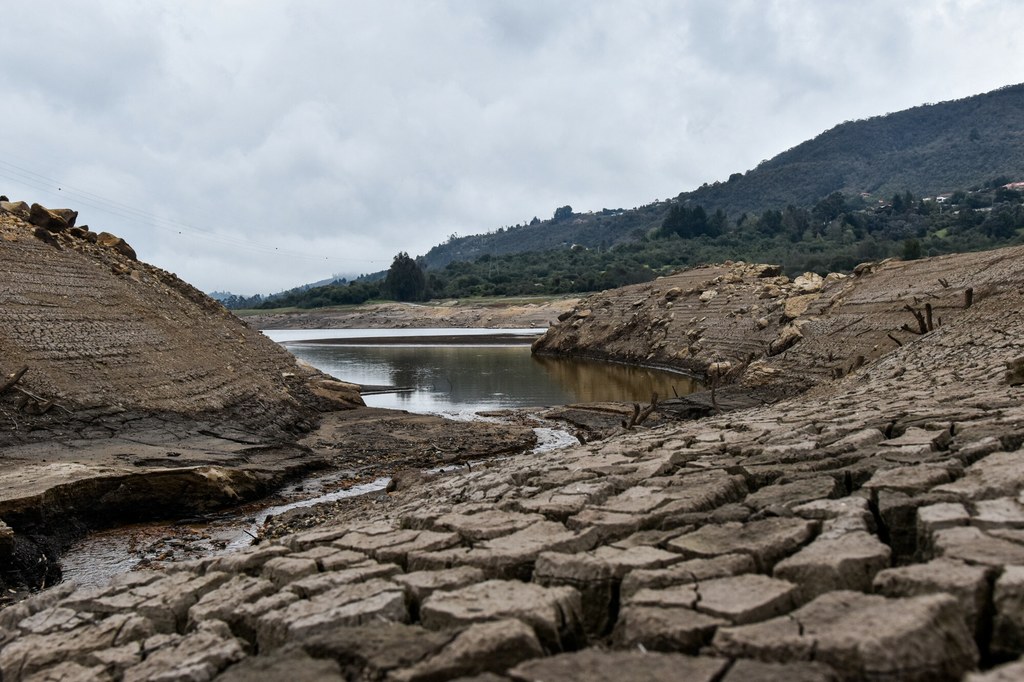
xmin=932 ymin=451 xmax=1024 ymax=501
xmin=666 ymin=517 xmax=817 ymax=572
xmin=390 ymin=619 xmax=543 ymax=682
xmin=419 ymin=579 xmax=583 ymax=652
xmin=612 ymin=606 xmax=726 ymax=653
xmin=534 ymin=545 xmax=681 ymax=637
xmin=256 ymin=578 xmax=407 ymax=651
xmin=0 ymin=200 xmax=31 ymax=219
xmin=873 ymin=558 xmax=993 ymax=640
xmin=620 ymin=554 xmax=756 ymax=599
xmin=508 ymin=649 xmax=728 ymax=682
xmin=773 ymin=531 xmax=891 ymax=602
xmin=692 ymin=573 xmax=800 ymax=624
xmin=714 ymin=591 xmax=977 ymax=681
xmin=298 ymin=622 xmax=454 ymax=679
xmin=933 ymin=526 xmax=1024 ymax=567
xmin=767 ymin=324 xmax=803 ymax=356
xmin=699 ymin=289 xmax=718 ymax=303
xmin=664 ymin=287 xmax=682 ymax=301
xmin=783 ymin=294 xmax=818 ymax=320
xmin=793 ymin=272 xmax=824 ymax=293
xmin=49 ymin=208 xmax=78 ymax=228
xmin=28 ymin=203 xmax=69 ymax=233
xmin=96 ymin=232 xmax=137 ymax=260
xmin=0 ymin=613 xmax=155 ymax=680
xmin=121 ymin=620 xmax=244 ymax=682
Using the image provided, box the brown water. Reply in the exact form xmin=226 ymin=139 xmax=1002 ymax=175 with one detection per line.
xmin=280 ymin=335 xmax=701 ymax=416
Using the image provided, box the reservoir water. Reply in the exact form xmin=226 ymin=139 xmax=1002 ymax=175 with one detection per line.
xmin=266 ymin=328 xmax=701 ymax=415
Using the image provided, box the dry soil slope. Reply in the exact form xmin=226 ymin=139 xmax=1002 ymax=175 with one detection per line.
xmin=0 ymin=202 xmax=356 ymax=444
xmin=534 ymin=246 xmax=1024 ymax=400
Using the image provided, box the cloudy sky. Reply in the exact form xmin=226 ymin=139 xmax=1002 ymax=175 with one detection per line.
xmin=2 ymin=1 xmax=1022 ymax=295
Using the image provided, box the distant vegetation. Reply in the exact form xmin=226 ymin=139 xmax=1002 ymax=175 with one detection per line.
xmin=223 ymin=83 xmax=1024 ymax=311
xmin=248 ymin=183 xmax=1024 ymax=308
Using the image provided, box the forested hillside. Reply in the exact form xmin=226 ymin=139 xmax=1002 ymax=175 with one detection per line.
xmin=421 ymin=83 xmax=1024 ymax=269
xmin=243 ymin=83 xmax=1024 ymax=310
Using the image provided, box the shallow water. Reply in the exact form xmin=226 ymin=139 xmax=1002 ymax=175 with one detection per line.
xmin=274 ymin=328 xmax=700 ymax=415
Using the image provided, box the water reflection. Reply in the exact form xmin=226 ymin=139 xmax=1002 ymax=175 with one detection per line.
xmin=284 ymin=342 xmax=700 ymax=415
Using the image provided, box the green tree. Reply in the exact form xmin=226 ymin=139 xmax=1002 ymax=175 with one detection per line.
xmin=553 ymin=205 xmax=573 ymax=222
xmin=383 ymin=252 xmax=429 ymax=302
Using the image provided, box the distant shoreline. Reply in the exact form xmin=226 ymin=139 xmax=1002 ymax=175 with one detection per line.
xmin=283 ymin=332 xmax=542 ymax=346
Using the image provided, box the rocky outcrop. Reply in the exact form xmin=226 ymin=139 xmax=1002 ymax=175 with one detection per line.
xmin=533 ymin=248 xmax=1024 ymax=400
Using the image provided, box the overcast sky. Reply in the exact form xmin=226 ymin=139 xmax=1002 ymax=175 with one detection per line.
xmin=2 ymin=1 xmax=1023 ymax=295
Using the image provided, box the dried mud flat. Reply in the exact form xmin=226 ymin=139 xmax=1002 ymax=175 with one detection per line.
xmin=2 ymin=244 xmax=1022 ymax=680
xmin=242 ymin=298 xmax=579 ymax=331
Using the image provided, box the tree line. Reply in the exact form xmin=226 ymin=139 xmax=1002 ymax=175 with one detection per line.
xmin=234 ymin=182 xmax=1024 ymax=310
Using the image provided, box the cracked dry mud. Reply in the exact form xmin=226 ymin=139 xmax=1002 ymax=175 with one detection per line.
xmin=2 ymin=247 xmax=1022 ymax=680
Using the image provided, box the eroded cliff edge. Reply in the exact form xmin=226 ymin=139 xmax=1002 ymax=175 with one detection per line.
xmin=533 ymin=248 xmax=1023 ymax=406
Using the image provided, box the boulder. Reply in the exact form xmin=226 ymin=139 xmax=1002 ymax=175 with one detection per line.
xmin=0 ymin=200 xmax=30 ymax=220
xmin=96 ymin=232 xmax=137 ymax=260
xmin=767 ymin=324 xmax=803 ymax=356
xmin=793 ymin=272 xmax=824 ymax=293
xmin=28 ymin=203 xmax=70 ymax=232
xmin=783 ymin=294 xmax=818 ymax=320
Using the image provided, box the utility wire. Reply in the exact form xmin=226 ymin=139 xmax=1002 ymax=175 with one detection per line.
xmin=0 ymin=158 xmax=385 ymax=265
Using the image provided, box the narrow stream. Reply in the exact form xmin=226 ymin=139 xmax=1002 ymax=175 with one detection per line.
xmin=59 ymin=424 xmax=577 ymax=588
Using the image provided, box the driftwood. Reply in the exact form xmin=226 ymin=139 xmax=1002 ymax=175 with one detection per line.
xmin=622 ymin=393 xmax=659 ymax=429
xmin=0 ymin=366 xmax=28 ymax=396
xmin=0 ymin=366 xmax=71 ymax=415
xmin=887 ymin=333 xmax=904 ymax=347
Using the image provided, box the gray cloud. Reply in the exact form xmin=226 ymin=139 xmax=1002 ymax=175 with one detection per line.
xmin=1 ymin=0 xmax=1022 ymax=294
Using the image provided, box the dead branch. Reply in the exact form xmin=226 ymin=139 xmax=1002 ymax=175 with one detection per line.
xmin=903 ymin=304 xmax=928 ymax=334
xmin=635 ymin=393 xmax=659 ymax=426
xmin=622 ymin=402 xmax=642 ymax=430
xmin=0 ymin=366 xmax=28 ymax=396
xmin=925 ymin=303 xmax=934 ymax=331
xmin=938 ymin=278 xmax=950 ymax=288
xmin=965 ymin=288 xmax=974 ymax=308
xmin=887 ymin=333 xmax=903 ymax=347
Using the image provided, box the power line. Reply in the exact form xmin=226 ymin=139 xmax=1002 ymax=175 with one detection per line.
xmin=0 ymin=159 xmax=386 ymax=265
